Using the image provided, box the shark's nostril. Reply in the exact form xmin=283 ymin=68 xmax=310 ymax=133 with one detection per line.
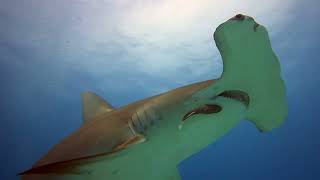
xmin=254 ymin=22 xmax=260 ymax=32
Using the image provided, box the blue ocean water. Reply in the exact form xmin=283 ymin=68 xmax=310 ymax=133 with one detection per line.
xmin=1 ymin=0 xmax=320 ymax=180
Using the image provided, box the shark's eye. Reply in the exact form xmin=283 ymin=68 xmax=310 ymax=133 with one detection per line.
xmin=235 ymin=14 xmax=243 ymax=19
xmin=231 ymin=14 xmax=245 ymax=21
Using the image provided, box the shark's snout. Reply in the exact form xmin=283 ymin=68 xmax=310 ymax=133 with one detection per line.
xmin=229 ymin=14 xmax=260 ymax=32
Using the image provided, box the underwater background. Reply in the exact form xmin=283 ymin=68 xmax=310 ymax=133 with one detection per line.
xmin=1 ymin=0 xmax=319 ymax=179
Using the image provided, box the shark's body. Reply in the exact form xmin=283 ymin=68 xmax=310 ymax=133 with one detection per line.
xmin=22 ymin=80 xmax=233 ymax=180
xmin=20 ymin=14 xmax=288 ymax=180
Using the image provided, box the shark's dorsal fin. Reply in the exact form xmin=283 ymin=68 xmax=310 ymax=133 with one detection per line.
xmin=81 ymin=91 xmax=114 ymax=123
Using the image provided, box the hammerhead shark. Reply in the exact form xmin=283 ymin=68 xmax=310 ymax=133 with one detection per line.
xmin=20 ymin=14 xmax=288 ymax=180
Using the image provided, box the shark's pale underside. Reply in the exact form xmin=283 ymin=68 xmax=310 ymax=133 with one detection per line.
xmin=20 ymin=14 xmax=288 ymax=180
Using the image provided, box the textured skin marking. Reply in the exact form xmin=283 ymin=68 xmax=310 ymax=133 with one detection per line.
xmin=131 ymin=113 xmax=143 ymax=134
xmin=129 ymin=102 xmax=162 ymax=135
xmin=137 ymin=109 xmax=149 ymax=130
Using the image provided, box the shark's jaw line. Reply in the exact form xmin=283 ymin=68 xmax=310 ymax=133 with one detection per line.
xmin=182 ymin=90 xmax=250 ymax=122
xmin=215 ymin=90 xmax=250 ymax=107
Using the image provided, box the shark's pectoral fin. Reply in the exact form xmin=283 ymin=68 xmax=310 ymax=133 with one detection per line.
xmin=81 ymin=91 xmax=115 ymax=124
xmin=18 ymin=135 xmax=146 ymax=176
xmin=114 ymin=134 xmax=146 ymax=151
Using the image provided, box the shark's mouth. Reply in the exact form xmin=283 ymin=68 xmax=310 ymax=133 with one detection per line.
xmin=182 ymin=104 xmax=222 ymax=121
xmin=182 ymin=90 xmax=250 ymax=122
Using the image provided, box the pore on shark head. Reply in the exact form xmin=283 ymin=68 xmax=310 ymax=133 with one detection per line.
xmin=180 ymin=14 xmax=288 ymax=138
